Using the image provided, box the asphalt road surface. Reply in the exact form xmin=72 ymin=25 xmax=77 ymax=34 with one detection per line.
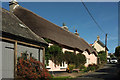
xmin=69 ymin=64 xmax=120 ymax=80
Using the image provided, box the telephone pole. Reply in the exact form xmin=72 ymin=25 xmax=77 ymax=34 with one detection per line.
xmin=105 ymin=34 xmax=108 ymax=57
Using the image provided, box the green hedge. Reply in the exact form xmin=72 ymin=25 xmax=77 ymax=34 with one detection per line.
xmin=45 ymin=44 xmax=86 ymax=68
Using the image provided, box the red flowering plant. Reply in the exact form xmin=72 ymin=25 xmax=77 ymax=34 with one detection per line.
xmin=17 ymin=53 xmax=51 ymax=80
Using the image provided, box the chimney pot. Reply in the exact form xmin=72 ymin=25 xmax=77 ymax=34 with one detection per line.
xmin=75 ymin=29 xmax=79 ymax=36
xmin=97 ymin=36 xmax=100 ymax=41
xmin=62 ymin=23 xmax=68 ymax=31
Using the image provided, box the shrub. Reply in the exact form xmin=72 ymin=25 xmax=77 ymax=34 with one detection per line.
xmin=87 ymin=64 xmax=99 ymax=71
xmin=79 ymin=65 xmax=86 ymax=71
xmin=87 ymin=65 xmax=96 ymax=71
xmin=98 ymin=51 xmax=107 ymax=63
xmin=68 ymin=64 xmax=75 ymax=72
xmin=83 ymin=64 xmax=99 ymax=72
xmin=64 ymin=51 xmax=86 ymax=68
xmin=92 ymin=64 xmax=99 ymax=70
xmin=17 ymin=53 xmax=51 ymax=80
xmin=83 ymin=67 xmax=88 ymax=72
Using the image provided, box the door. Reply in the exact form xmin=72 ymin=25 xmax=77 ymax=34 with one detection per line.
xmin=2 ymin=41 xmax=14 ymax=78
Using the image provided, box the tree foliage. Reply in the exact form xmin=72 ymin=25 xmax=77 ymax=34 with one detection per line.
xmin=109 ymin=53 xmax=115 ymax=59
xmin=64 ymin=51 xmax=86 ymax=68
xmin=75 ymin=53 xmax=86 ymax=68
xmin=98 ymin=51 xmax=107 ymax=63
xmin=45 ymin=45 xmax=64 ymax=65
xmin=64 ymin=51 xmax=76 ymax=65
xmin=45 ymin=45 xmax=86 ymax=68
xmin=115 ymin=46 xmax=120 ymax=58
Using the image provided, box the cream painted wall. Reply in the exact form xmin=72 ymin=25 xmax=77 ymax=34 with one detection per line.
xmin=93 ymin=41 xmax=105 ymax=52
xmin=76 ymin=51 xmax=79 ymax=54
xmin=93 ymin=41 xmax=108 ymax=56
xmin=48 ymin=43 xmax=53 ymax=47
xmin=62 ymin=48 xmax=74 ymax=53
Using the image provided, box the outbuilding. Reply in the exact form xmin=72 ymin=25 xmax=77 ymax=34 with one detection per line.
xmin=1 ymin=8 xmax=48 ymax=78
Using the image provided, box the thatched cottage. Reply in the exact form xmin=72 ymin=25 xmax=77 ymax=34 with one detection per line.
xmin=9 ymin=1 xmax=98 ymax=71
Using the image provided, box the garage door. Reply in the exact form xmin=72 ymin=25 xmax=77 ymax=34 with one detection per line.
xmin=2 ymin=41 xmax=14 ymax=78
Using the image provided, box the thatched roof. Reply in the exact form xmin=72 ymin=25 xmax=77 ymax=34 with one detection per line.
xmin=1 ymin=8 xmax=48 ymax=45
xmin=12 ymin=5 xmax=97 ymax=54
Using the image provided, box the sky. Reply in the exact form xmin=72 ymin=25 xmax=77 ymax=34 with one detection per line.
xmin=2 ymin=2 xmax=118 ymax=53
xmin=1 ymin=0 xmax=120 ymax=2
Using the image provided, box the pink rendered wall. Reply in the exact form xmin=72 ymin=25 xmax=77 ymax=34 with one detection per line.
xmin=83 ymin=51 xmax=97 ymax=67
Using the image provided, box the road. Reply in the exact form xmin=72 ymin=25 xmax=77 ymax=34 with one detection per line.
xmin=69 ymin=64 xmax=120 ymax=80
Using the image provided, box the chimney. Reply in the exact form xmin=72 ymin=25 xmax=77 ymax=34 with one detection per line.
xmin=62 ymin=23 xmax=68 ymax=31
xmin=97 ymin=35 xmax=100 ymax=41
xmin=75 ymin=29 xmax=79 ymax=36
xmin=9 ymin=0 xmax=19 ymax=12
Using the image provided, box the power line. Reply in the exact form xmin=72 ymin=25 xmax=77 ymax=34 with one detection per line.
xmin=81 ymin=0 xmax=118 ymax=52
xmin=81 ymin=0 xmax=106 ymax=34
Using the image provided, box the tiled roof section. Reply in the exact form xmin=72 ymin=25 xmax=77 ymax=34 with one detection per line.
xmin=13 ymin=6 xmax=97 ymax=54
xmin=90 ymin=44 xmax=93 ymax=46
xmin=97 ymin=40 xmax=109 ymax=51
xmin=1 ymin=8 xmax=48 ymax=45
xmin=97 ymin=40 xmax=105 ymax=47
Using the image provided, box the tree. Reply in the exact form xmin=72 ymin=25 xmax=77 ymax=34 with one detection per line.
xmin=98 ymin=51 xmax=107 ymax=63
xmin=64 ymin=51 xmax=76 ymax=65
xmin=75 ymin=53 xmax=86 ymax=68
xmin=109 ymin=53 xmax=115 ymax=59
xmin=46 ymin=45 xmax=64 ymax=65
xmin=115 ymin=46 xmax=120 ymax=58
xmin=64 ymin=51 xmax=86 ymax=68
